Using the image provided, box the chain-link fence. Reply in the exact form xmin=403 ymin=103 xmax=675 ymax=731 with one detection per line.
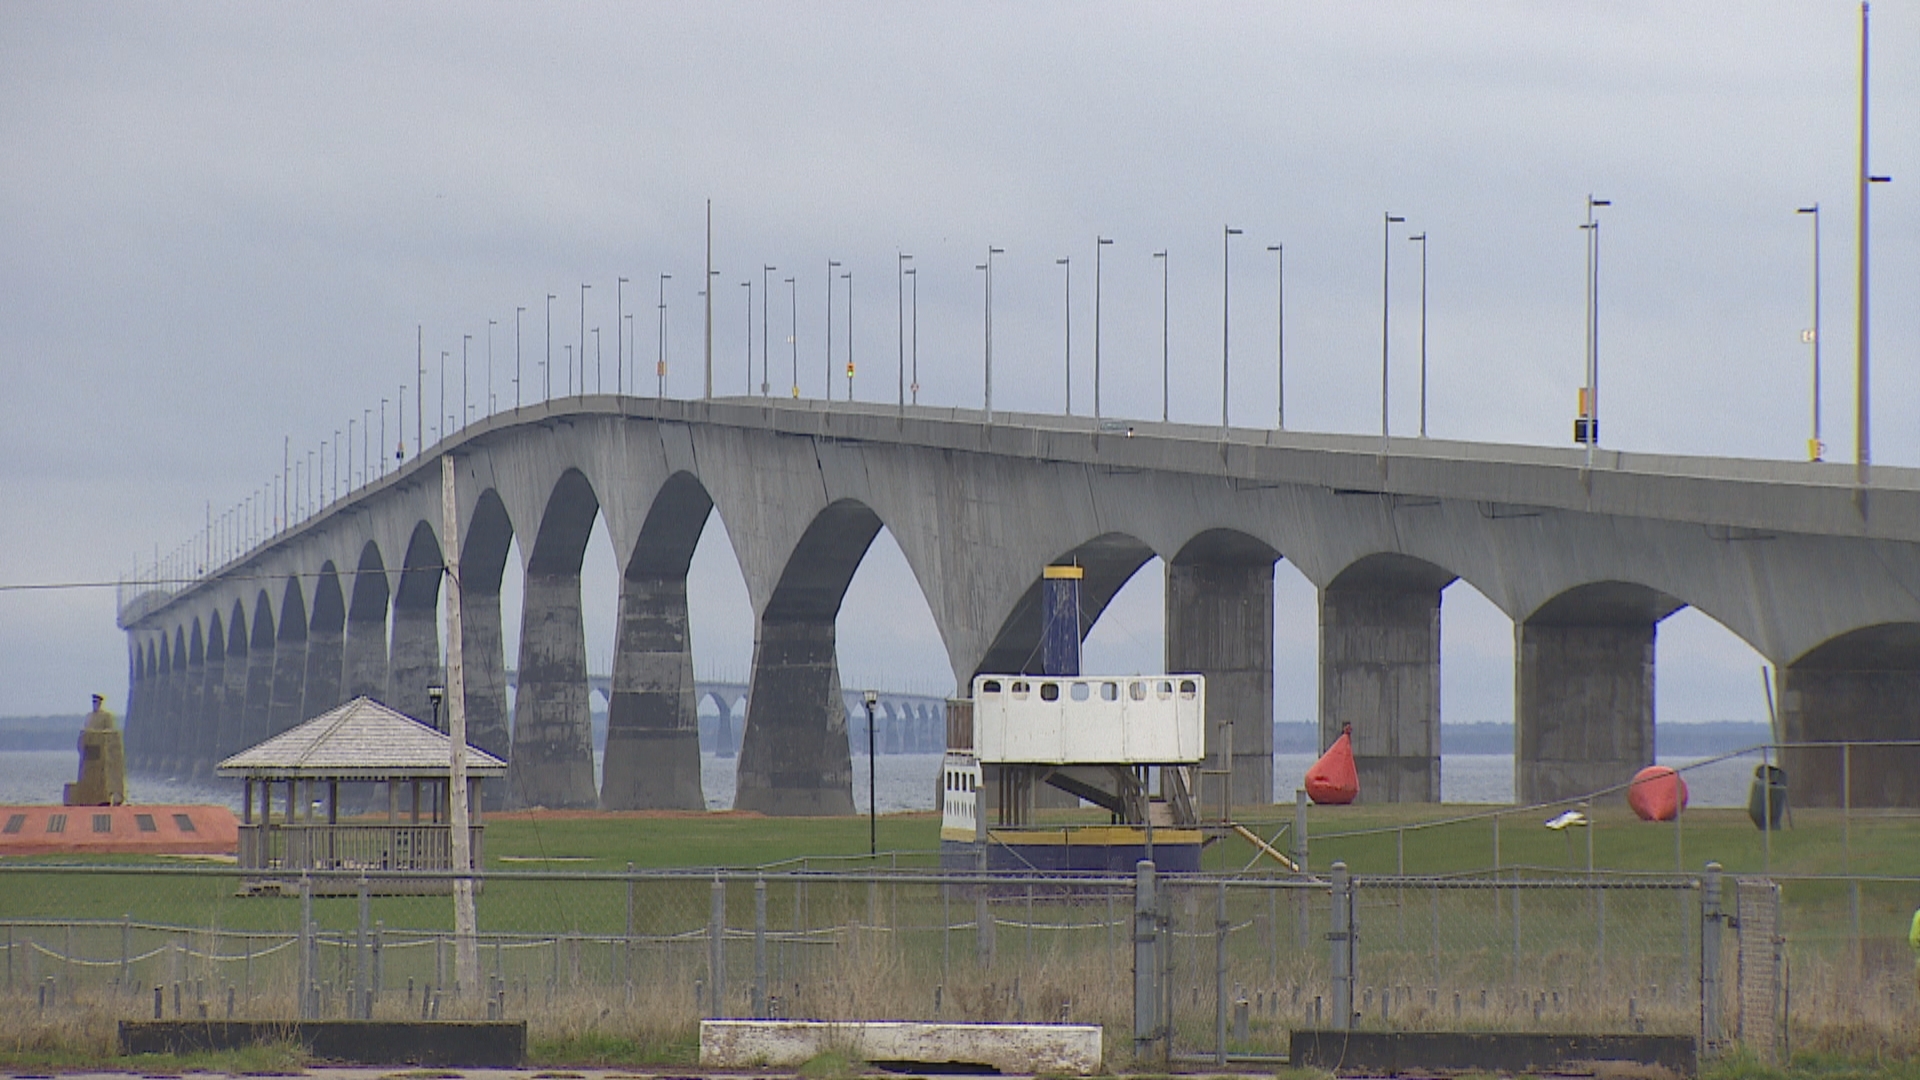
xmin=0 ymin=862 xmax=1903 ymax=1065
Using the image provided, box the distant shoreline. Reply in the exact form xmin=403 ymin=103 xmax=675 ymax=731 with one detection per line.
xmin=0 ymin=714 xmax=1772 ymax=756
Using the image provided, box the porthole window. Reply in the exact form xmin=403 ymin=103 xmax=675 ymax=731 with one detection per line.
xmin=1129 ymin=681 xmax=1148 ymax=701
xmin=1040 ymin=682 xmax=1060 ymax=702
xmin=1101 ymin=681 xmax=1119 ymax=701
xmin=1178 ymin=679 xmax=1198 ymax=699
xmin=1069 ymin=682 xmax=1091 ymax=702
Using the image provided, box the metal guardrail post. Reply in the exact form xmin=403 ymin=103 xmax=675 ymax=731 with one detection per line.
xmin=708 ymin=875 xmax=726 ymax=1018
xmin=1701 ymin=862 xmax=1724 ymax=1053
xmin=1214 ymin=880 xmax=1229 ymax=1065
xmin=297 ymin=875 xmax=313 ymax=1020
xmin=1330 ymin=861 xmax=1354 ymax=1030
xmin=753 ymin=876 xmax=768 ymax=1019
xmin=120 ymin=914 xmax=131 ymax=994
xmin=1132 ymin=860 xmax=1159 ymax=1060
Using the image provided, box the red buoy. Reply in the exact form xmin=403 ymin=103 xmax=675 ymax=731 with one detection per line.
xmin=1627 ymin=765 xmax=1689 ymax=822
xmin=1306 ymin=725 xmax=1359 ymax=805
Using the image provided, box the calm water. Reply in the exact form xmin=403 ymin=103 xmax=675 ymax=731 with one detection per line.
xmin=0 ymin=749 xmax=1763 ymax=813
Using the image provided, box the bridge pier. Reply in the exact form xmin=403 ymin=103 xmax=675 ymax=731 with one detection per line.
xmin=195 ymin=626 xmax=225 ymax=781
xmin=242 ymin=615 xmax=275 ymax=752
xmin=389 ymin=593 xmax=440 ymax=731
xmin=735 ymin=615 xmax=856 ymax=816
xmin=1319 ymin=557 xmax=1449 ymax=803
xmin=344 ymin=612 xmax=387 ymax=704
xmin=602 ymin=573 xmax=705 ymax=810
xmin=1515 ymin=585 xmax=1673 ymax=805
xmin=1778 ymin=626 xmax=1920 ymax=807
xmin=218 ymin=623 xmax=248 ymax=762
xmin=509 ymin=568 xmax=599 ymax=809
xmin=178 ymin=633 xmax=206 ymax=779
xmin=302 ymin=590 xmax=346 ymax=723
xmin=462 ymin=582 xmax=512 ymax=767
xmin=1167 ymin=551 xmax=1276 ymax=807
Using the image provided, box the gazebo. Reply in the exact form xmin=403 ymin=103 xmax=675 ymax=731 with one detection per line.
xmin=217 ymin=696 xmax=506 ymax=894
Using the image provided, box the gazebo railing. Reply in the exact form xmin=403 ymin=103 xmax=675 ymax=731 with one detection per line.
xmin=239 ymin=822 xmax=485 ymax=875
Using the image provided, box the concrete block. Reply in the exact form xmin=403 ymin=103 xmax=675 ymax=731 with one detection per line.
xmin=699 ymin=1019 xmax=1103 ymax=1075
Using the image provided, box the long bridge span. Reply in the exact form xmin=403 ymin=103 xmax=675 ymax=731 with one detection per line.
xmin=116 ymin=396 xmax=1920 ymax=811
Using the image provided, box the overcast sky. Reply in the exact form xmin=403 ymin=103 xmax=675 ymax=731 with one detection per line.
xmin=2 ymin=4 xmax=1914 ymax=736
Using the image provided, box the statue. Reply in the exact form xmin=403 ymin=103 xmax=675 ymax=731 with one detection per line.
xmin=64 ymin=694 xmax=126 ymax=806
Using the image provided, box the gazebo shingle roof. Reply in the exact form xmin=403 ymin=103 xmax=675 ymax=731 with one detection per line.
xmin=216 ymin=696 xmax=507 ymax=780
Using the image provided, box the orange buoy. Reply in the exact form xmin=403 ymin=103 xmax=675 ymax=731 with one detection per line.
xmin=1627 ymin=765 xmax=1689 ymax=821
xmin=1306 ymin=725 xmax=1359 ymax=805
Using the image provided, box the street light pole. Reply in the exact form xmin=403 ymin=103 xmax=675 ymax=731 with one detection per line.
xmin=898 ymin=253 xmax=912 ymax=412
xmin=1056 ymin=257 xmax=1071 ymax=415
xmin=1856 ymin=1 xmax=1893 ymax=494
xmin=741 ymin=281 xmax=752 ymax=395
xmin=617 ymin=277 xmax=628 ymax=397
xmin=486 ymin=320 xmax=496 ymax=417
xmin=826 ymin=260 xmax=840 ymax=403
xmin=844 ymin=269 xmax=854 ymax=400
xmin=659 ymin=273 xmax=672 ymax=400
xmin=1409 ymin=233 xmax=1429 ymax=437
xmin=545 ymin=294 xmax=556 ymax=403
xmin=462 ymin=334 xmax=471 ymax=429
xmin=1798 ymin=205 xmax=1822 ymax=461
xmin=762 ymin=266 xmax=775 ymax=397
xmin=907 ymin=267 xmax=918 ymax=405
xmin=592 ymin=327 xmax=602 ymax=395
xmin=439 ymin=351 xmax=448 ymax=442
xmin=1268 ymin=244 xmax=1284 ymax=430
xmin=1581 ymin=196 xmax=1610 ymax=465
xmin=1223 ymin=226 xmax=1243 ymax=434
xmin=1154 ymin=250 xmax=1168 ymax=422
xmin=704 ymin=199 xmax=714 ymax=400
xmin=579 ymin=284 xmax=590 ymax=399
xmin=1094 ymin=236 xmax=1112 ymax=419
xmin=786 ymin=277 xmax=798 ymax=397
xmin=514 ymin=307 xmax=525 ymax=412
xmin=1381 ymin=212 xmax=1405 ymax=440
xmin=416 ymin=325 xmax=424 ymax=458
xmin=983 ymin=246 xmax=1004 ymax=422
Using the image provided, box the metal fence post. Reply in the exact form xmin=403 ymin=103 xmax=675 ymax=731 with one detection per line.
xmin=1701 ymin=861 xmax=1724 ymax=1053
xmin=753 ymin=876 xmax=768 ymax=1019
xmin=624 ymin=861 xmax=636 ymax=994
xmin=356 ymin=876 xmax=371 ymax=1019
xmin=120 ymin=914 xmax=131 ymax=994
xmin=708 ymin=875 xmax=726 ymax=1018
xmin=1214 ymin=880 xmax=1229 ymax=1065
xmin=1292 ymin=790 xmax=1310 ymax=949
xmin=298 ymin=874 xmax=313 ymax=1020
xmin=1330 ymin=862 xmax=1353 ymax=1030
xmin=1132 ymin=859 xmax=1159 ymax=1061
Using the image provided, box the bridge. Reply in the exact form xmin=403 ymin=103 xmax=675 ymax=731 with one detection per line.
xmin=116 ymin=396 xmax=1920 ymax=812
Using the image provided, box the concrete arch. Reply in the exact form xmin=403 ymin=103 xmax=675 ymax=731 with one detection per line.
xmin=268 ymin=576 xmax=308 ymax=736
xmin=975 ymin=531 xmax=1159 ymax=678
xmin=242 ymin=591 xmax=276 ymax=751
xmin=604 ymin=471 xmax=713 ymax=810
xmin=389 ymin=521 xmax=443 ymax=733
xmin=735 ymin=497 xmax=885 ymax=815
xmin=303 ymin=562 xmax=347 ymax=720
xmin=1780 ymin=622 xmax=1920 ymax=807
xmin=345 ymin=541 xmax=391 ymax=705
xmin=129 ymin=638 xmax=157 ymax=768
xmin=510 ymin=468 xmax=603 ymax=809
